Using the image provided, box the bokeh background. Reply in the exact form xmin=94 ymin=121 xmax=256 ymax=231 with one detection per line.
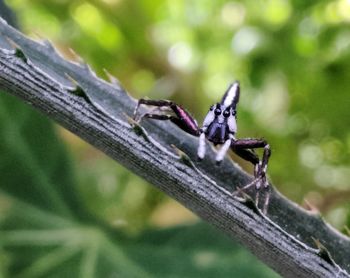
xmin=0 ymin=0 xmax=349 ymax=277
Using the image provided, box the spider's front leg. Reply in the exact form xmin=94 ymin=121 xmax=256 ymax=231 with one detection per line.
xmin=231 ymin=138 xmax=271 ymax=213
xmin=133 ymin=99 xmax=200 ymax=137
xmin=134 ymin=99 xmax=216 ymax=164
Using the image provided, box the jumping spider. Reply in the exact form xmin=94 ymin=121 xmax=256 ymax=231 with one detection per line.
xmin=133 ymin=81 xmax=271 ymax=213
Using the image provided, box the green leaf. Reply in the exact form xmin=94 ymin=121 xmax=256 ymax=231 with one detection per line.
xmin=0 ymin=93 xmax=84 ymax=220
xmin=125 ymin=223 xmax=279 ymax=278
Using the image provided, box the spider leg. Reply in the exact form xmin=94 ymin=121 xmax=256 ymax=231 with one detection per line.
xmin=138 ymin=113 xmax=175 ymax=121
xmin=232 ymin=138 xmax=271 ymax=188
xmin=231 ymin=139 xmax=271 ymax=213
xmin=232 ymin=148 xmax=260 ymax=193
xmin=255 ymin=189 xmax=260 ymax=207
xmin=215 ymin=134 xmax=235 ymax=164
xmin=136 ymin=106 xmax=168 ymax=121
xmin=133 ymin=99 xmax=200 ymax=136
xmin=133 ymin=99 xmax=173 ymax=121
xmin=197 ymin=132 xmax=206 ymax=160
xmin=263 ymin=186 xmax=271 ymax=214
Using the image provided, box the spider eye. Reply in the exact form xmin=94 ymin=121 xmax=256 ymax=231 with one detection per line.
xmin=223 ymin=110 xmax=230 ymax=117
xmin=214 ymin=108 xmax=221 ymax=115
xmin=232 ymin=110 xmax=237 ymax=116
xmin=209 ymin=105 xmax=214 ymax=111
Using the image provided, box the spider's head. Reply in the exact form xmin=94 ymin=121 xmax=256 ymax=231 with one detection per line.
xmin=201 ymin=82 xmax=240 ymax=144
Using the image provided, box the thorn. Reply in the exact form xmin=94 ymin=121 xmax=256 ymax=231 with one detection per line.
xmin=65 ymin=73 xmax=84 ymax=93
xmin=124 ymin=113 xmax=151 ymax=142
xmin=40 ymin=39 xmax=55 ymax=51
xmin=68 ymin=47 xmax=84 ymax=63
xmin=171 ymin=145 xmax=194 ymax=168
xmin=124 ymin=112 xmax=139 ymax=126
xmin=6 ymin=37 xmax=27 ymax=63
xmin=32 ymin=31 xmax=45 ymax=40
xmin=64 ymin=73 xmax=90 ymax=102
xmin=344 ymin=226 xmax=350 ymax=236
xmin=80 ymin=62 xmax=97 ymax=77
xmin=238 ymin=190 xmax=260 ymax=214
xmin=171 ymin=144 xmax=185 ymax=157
xmin=64 ymin=73 xmax=79 ymax=87
xmin=103 ymin=68 xmax=121 ymax=87
xmin=312 ymin=237 xmax=336 ymax=266
xmin=80 ymin=61 xmax=89 ymax=69
xmin=303 ymin=199 xmax=320 ymax=214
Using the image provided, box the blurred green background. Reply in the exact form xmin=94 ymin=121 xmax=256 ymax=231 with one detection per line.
xmin=0 ymin=0 xmax=350 ymax=277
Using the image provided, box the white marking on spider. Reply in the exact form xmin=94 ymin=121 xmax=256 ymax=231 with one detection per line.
xmin=216 ymin=134 xmax=235 ymax=162
xmin=222 ymin=82 xmax=239 ymax=108
xmin=197 ymin=132 xmax=206 ymax=159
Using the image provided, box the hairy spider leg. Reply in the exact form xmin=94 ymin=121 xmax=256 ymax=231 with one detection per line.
xmin=215 ymin=134 xmax=235 ymax=163
xmin=133 ymin=99 xmax=200 ymax=136
xmin=231 ymin=139 xmax=271 ymax=213
xmin=231 ymin=138 xmax=271 ymax=187
xmin=197 ymin=105 xmax=215 ymax=160
xmin=197 ymin=132 xmax=207 ymax=160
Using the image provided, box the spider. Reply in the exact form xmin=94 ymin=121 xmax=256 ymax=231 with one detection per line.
xmin=133 ymin=81 xmax=272 ymax=213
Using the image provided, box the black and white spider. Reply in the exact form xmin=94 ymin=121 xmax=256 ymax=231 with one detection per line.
xmin=133 ymin=81 xmax=271 ymax=213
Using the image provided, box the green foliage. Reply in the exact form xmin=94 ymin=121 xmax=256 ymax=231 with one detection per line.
xmin=0 ymin=95 xmax=82 ymax=218
xmin=126 ymin=223 xmax=279 ymax=278
xmin=0 ymin=94 xmax=277 ymax=277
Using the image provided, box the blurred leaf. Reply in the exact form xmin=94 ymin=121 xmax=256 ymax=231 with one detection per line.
xmin=126 ymin=223 xmax=279 ymax=278
xmin=0 ymin=93 xmax=84 ymax=219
